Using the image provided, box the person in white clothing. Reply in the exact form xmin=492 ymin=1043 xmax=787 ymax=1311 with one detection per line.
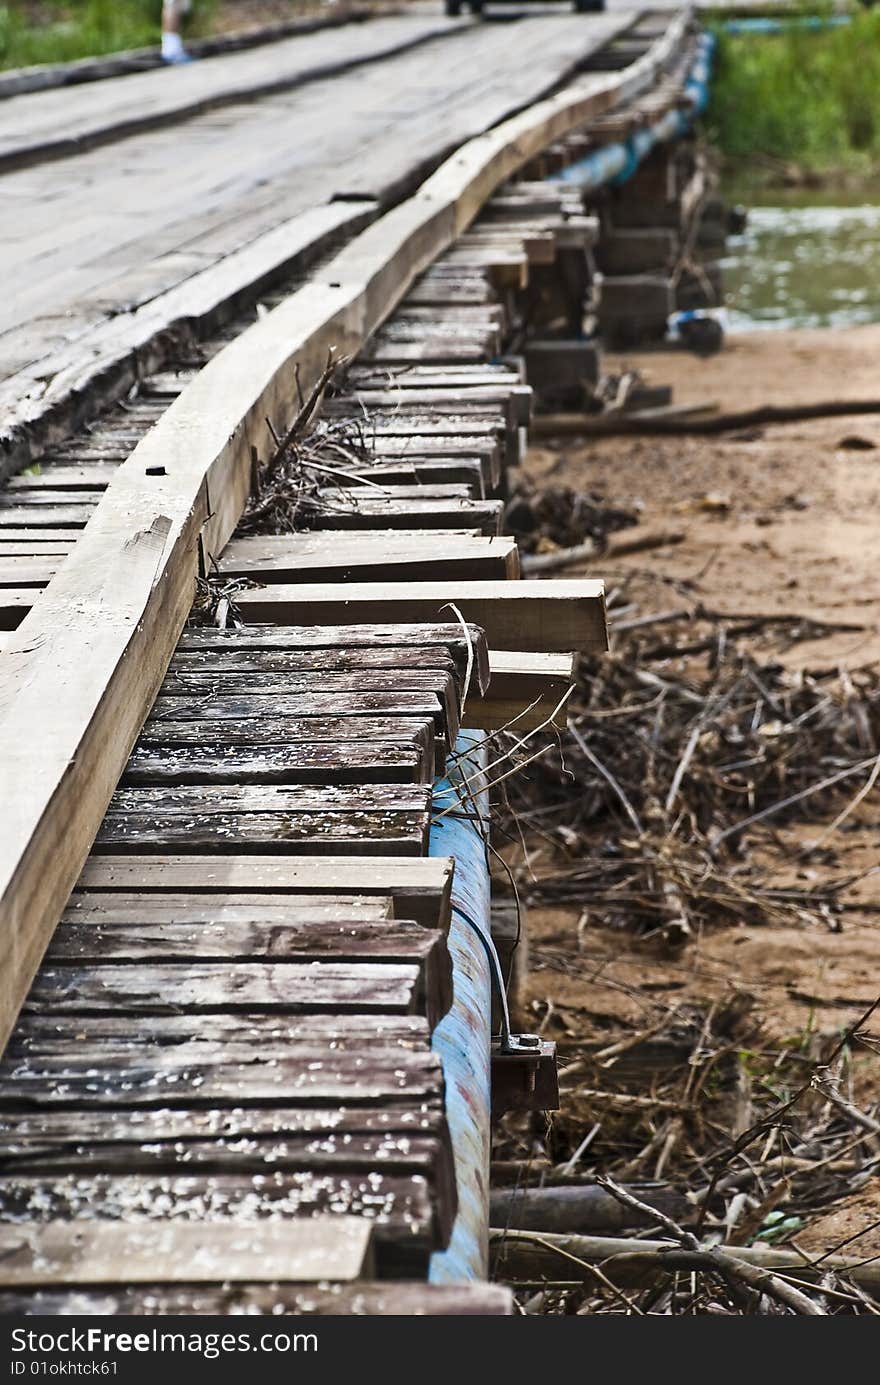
xmin=161 ymin=0 xmax=193 ymax=64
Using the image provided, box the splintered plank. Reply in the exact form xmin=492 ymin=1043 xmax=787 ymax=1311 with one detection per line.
xmin=219 ymin=533 xmax=519 ymax=582
xmin=236 ymin=580 xmax=608 ymax=653
xmin=24 ymin=962 xmax=423 ymax=1016
xmin=0 ymin=1175 xmax=438 ymax=1274
xmin=124 ymin=741 xmax=430 ymax=787
xmin=77 ymin=855 xmax=455 ymax=930
xmin=177 ymin=623 xmax=491 ymax=697
xmin=465 ymin=651 xmax=576 ymax=731
xmin=0 ymin=1220 xmax=373 ymax=1287
xmin=0 ymin=1282 xmax=514 ymax=1315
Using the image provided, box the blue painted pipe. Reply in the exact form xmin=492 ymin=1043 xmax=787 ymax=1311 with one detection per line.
xmin=427 ymin=31 xmax=721 ymax=1284
xmin=553 ymin=32 xmax=716 ymax=193
xmin=723 ymin=15 xmax=852 ymax=35
xmin=428 ymin=731 xmax=492 ymax=1282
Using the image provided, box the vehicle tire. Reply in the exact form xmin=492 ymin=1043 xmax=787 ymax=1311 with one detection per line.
xmin=470 ymin=0 xmax=484 ymax=13
xmin=445 ymin=0 xmax=462 ymax=15
xmin=574 ymin=0 xmax=605 ymax=11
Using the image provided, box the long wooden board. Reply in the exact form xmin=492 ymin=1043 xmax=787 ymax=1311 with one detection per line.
xmin=236 ymin=579 xmax=607 ymax=653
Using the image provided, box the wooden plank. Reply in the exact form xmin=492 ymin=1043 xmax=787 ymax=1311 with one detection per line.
xmin=60 ymin=892 xmax=394 ymax=922
xmin=76 ymin=855 xmax=454 ymax=930
xmin=47 ymin=914 xmax=443 ymax=963
xmin=465 ymin=650 xmax=575 ymax=731
xmin=0 ymin=1128 xmax=448 ymax=1179
xmin=124 ymin=741 xmax=430 ymax=787
xmin=0 ymin=1049 xmax=444 ymax=1105
xmin=0 ymin=1282 xmax=513 ymax=1315
xmin=176 ymin=624 xmax=491 ymax=697
xmin=158 ymin=672 xmax=460 ymax=738
xmin=94 ymin=808 xmax=430 ymax=858
xmin=237 ymin=580 xmax=608 ymax=653
xmin=169 ymin=642 xmax=461 ymax=674
xmin=305 ymin=495 xmax=503 ymax=535
xmin=0 ymin=1176 xmax=438 ymax=1272
xmin=0 ymin=1101 xmax=444 ymax=1147
xmin=46 ymin=918 xmax=452 ymax=1027
xmin=25 ymin=962 xmax=422 ymax=1015
xmin=220 ymin=532 xmax=519 ymax=582
xmin=0 ymin=16 xmax=465 ymax=172
xmin=9 ymin=1014 xmax=430 ymax=1055
xmin=147 ymin=690 xmax=455 ymax=752
xmin=0 ymin=12 xmax=684 ymax=1053
xmin=0 ymin=1219 xmax=373 ymax=1287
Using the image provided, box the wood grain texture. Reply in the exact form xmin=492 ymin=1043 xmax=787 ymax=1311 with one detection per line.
xmin=76 ymin=855 xmax=455 ymax=931
xmin=236 ymin=579 xmax=607 ymax=653
xmin=0 ymin=1219 xmax=374 ymax=1287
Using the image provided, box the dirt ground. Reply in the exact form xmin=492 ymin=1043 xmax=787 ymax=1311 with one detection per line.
xmin=507 ymin=324 xmax=880 ymax=1272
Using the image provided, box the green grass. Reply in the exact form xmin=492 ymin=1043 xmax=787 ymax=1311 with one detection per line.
xmin=0 ymin=1 xmax=215 ymax=70
xmin=706 ymin=10 xmax=880 ymax=177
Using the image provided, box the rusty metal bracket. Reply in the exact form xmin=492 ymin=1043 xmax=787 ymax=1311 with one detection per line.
xmin=452 ymin=904 xmax=559 ymax=1115
xmin=491 ymin=1039 xmax=559 ymax=1118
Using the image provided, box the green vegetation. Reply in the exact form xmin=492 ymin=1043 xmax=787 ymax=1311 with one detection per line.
xmin=706 ymin=10 xmax=880 ymax=178
xmin=0 ymin=0 xmax=214 ymax=71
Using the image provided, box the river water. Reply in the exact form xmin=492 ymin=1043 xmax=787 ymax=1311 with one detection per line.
xmin=720 ymin=185 xmax=880 ymax=331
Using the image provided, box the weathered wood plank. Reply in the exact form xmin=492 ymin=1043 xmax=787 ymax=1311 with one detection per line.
xmin=465 ymin=650 xmax=575 ymax=731
xmin=0 ymin=1102 xmax=444 ymax=1150
xmin=0 ymin=9 xmax=685 ymax=1052
xmin=9 ymin=1013 xmax=430 ymax=1055
xmin=44 ymin=917 xmax=451 ymax=1024
xmin=123 ymin=741 xmax=430 ymax=787
xmin=94 ymin=809 xmax=430 ymax=858
xmin=0 ymin=1175 xmax=439 ymax=1272
xmin=24 ymin=962 xmax=423 ymax=1016
xmin=220 ymin=532 xmax=519 ymax=583
xmin=176 ymin=623 xmax=490 ymax=696
xmin=0 ymin=1050 xmax=445 ymax=1108
xmin=236 ymin=580 xmax=608 ymax=653
xmin=76 ymin=855 xmax=455 ymax=930
xmin=0 ymin=1281 xmax=514 ymax=1315
xmin=0 ymin=1219 xmax=373 ymax=1287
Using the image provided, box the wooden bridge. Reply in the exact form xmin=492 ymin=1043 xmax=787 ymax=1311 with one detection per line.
xmin=0 ymin=4 xmax=714 ymax=1315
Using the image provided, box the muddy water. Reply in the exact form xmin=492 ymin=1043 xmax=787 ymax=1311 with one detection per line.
xmin=721 ymin=185 xmax=880 ymax=331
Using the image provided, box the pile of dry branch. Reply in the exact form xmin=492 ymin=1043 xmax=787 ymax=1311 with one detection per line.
xmin=496 ymin=598 xmax=880 ymax=942
xmin=490 ymin=564 xmax=880 ymax=1313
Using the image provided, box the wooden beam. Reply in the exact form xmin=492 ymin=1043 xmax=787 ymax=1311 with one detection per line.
xmin=465 ymin=650 xmax=575 ymax=731
xmin=77 ymin=855 xmax=455 ymax=931
xmin=220 ymin=532 xmax=520 ymax=582
xmin=236 ymin=580 xmax=607 ymax=653
xmin=0 ymin=1219 xmax=373 ymax=1287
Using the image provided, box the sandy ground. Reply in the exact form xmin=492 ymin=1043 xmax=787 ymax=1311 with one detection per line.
xmin=514 ymin=325 xmax=880 ymax=1264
